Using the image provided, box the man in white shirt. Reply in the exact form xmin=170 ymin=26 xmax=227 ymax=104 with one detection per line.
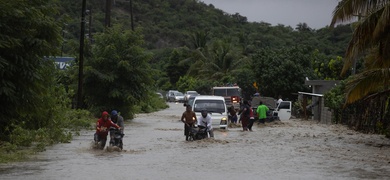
xmin=277 ymin=95 xmax=283 ymax=106
xmin=197 ymin=110 xmax=214 ymax=138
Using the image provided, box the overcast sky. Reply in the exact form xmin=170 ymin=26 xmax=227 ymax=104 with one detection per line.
xmin=200 ymin=0 xmax=340 ymax=29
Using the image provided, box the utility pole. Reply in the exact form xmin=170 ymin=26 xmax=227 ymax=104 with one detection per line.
xmin=130 ymin=0 xmax=134 ymax=31
xmin=87 ymin=9 xmax=93 ymax=43
xmin=105 ymin=0 xmax=112 ymax=27
xmin=77 ymin=0 xmax=87 ymax=109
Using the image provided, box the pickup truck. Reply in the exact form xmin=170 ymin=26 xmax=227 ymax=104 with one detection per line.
xmin=251 ymin=96 xmax=291 ymax=121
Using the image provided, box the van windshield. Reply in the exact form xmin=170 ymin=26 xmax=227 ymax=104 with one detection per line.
xmin=193 ymin=100 xmax=225 ymax=113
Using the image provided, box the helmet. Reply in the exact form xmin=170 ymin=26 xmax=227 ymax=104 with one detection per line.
xmin=111 ymin=110 xmax=118 ymax=116
xmin=201 ymin=109 xmax=208 ymax=118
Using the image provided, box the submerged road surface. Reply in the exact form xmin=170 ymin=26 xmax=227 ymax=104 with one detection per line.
xmin=1 ymin=103 xmax=390 ymax=180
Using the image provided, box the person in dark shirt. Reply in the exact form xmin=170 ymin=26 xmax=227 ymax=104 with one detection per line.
xmin=181 ymin=105 xmax=197 ymax=141
xmin=238 ymin=100 xmax=250 ymax=131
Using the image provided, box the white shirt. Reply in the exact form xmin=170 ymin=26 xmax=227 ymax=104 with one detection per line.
xmin=197 ymin=114 xmax=212 ymax=130
xmin=277 ymin=98 xmax=283 ymax=105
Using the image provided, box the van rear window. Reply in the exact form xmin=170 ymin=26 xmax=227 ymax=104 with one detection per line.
xmin=213 ymin=88 xmax=240 ymax=96
xmin=194 ymin=100 xmax=225 ymax=113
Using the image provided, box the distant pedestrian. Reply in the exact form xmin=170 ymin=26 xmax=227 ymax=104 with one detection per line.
xmin=247 ymin=104 xmax=255 ymax=131
xmin=256 ymin=101 xmax=269 ymax=124
xmin=238 ymin=100 xmax=251 ymax=131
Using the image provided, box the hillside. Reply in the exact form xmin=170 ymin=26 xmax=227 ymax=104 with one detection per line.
xmin=59 ymin=0 xmax=352 ymax=57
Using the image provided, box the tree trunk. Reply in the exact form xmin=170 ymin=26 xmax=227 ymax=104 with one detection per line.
xmin=105 ymin=0 xmax=112 ymax=27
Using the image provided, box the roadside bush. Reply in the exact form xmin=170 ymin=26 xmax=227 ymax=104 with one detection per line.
xmin=324 ymin=80 xmax=346 ymax=123
xmin=134 ymin=92 xmax=169 ymax=115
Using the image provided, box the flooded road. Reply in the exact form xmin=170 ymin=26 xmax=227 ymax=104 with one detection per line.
xmin=1 ymin=103 xmax=390 ymax=180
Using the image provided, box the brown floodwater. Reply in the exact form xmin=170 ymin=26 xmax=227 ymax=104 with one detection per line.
xmin=1 ymin=103 xmax=389 ymax=180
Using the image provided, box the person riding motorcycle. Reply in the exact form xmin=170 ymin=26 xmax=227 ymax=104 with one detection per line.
xmin=197 ymin=109 xmax=214 ymax=138
xmin=94 ymin=111 xmax=121 ymax=149
xmin=110 ymin=110 xmax=124 ymax=146
xmin=110 ymin=110 xmax=124 ymax=132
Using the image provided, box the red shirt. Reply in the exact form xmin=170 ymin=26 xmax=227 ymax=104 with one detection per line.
xmin=96 ymin=118 xmax=120 ymax=137
xmin=249 ymin=107 xmax=254 ymax=119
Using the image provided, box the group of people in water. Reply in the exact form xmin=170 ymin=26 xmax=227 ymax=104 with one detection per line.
xmin=180 ymin=105 xmax=214 ymax=141
xmin=95 ymin=96 xmax=275 ymax=144
xmin=180 ymin=99 xmax=270 ymax=141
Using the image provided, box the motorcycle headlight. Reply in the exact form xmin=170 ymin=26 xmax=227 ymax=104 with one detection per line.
xmin=221 ymin=117 xmax=227 ymax=121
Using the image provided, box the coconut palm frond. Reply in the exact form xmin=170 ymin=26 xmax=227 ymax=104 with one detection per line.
xmin=345 ymin=68 xmax=390 ymax=103
xmin=341 ymin=8 xmax=384 ymax=74
xmin=331 ymin=0 xmax=354 ymax=26
xmin=331 ymin=0 xmax=387 ymax=27
xmin=381 ymin=35 xmax=390 ymax=59
xmin=178 ymin=56 xmax=194 ymax=66
xmin=373 ymin=3 xmax=390 ymax=39
xmin=192 ymin=48 xmax=209 ymax=62
xmin=331 ymin=0 xmax=360 ymax=26
xmin=187 ymin=60 xmax=205 ymax=76
xmin=208 ymin=61 xmax=221 ymax=72
xmin=364 ymin=46 xmax=390 ymax=69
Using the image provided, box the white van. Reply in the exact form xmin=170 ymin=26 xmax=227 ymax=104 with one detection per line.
xmin=273 ymin=101 xmax=292 ymax=121
xmin=192 ymin=96 xmax=229 ymax=129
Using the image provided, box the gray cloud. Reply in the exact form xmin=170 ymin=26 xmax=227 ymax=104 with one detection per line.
xmin=201 ymin=0 xmax=340 ymax=29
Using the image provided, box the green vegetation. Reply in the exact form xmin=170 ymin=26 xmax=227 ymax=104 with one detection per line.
xmin=84 ymin=25 xmax=155 ymax=119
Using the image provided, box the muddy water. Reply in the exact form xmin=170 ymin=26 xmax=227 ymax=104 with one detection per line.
xmin=1 ymin=103 xmax=390 ymax=180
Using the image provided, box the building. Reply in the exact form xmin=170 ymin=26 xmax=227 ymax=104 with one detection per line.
xmin=299 ymin=80 xmax=340 ymax=124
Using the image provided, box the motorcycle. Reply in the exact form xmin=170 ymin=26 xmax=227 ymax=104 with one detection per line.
xmin=109 ymin=127 xmax=124 ymax=150
xmin=188 ymin=122 xmax=208 ymax=141
xmin=93 ymin=133 xmax=107 ymax=150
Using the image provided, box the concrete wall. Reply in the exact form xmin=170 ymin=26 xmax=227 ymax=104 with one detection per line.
xmin=305 ymin=80 xmax=340 ymax=94
xmin=320 ymin=99 xmax=332 ymax=124
xmin=303 ymin=80 xmax=339 ymax=124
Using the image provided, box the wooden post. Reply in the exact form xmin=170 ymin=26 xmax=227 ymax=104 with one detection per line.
xmin=303 ymin=95 xmax=308 ymax=120
xmin=77 ymin=0 xmax=87 ymax=109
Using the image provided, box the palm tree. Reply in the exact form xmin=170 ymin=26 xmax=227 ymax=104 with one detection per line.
xmin=331 ymin=0 xmax=390 ymax=104
xmin=187 ymin=40 xmax=247 ymax=82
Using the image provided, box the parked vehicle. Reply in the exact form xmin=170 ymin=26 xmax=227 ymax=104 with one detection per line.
xmin=192 ymin=96 xmax=228 ymax=129
xmin=212 ymin=86 xmax=241 ymax=110
xmin=251 ymin=96 xmax=291 ymax=121
xmin=184 ymin=91 xmax=199 ymax=102
xmin=166 ymin=90 xmax=178 ymax=101
xmin=156 ymin=92 xmax=164 ymax=99
xmin=168 ymin=91 xmax=185 ymax=102
xmin=273 ymin=101 xmax=292 ymax=121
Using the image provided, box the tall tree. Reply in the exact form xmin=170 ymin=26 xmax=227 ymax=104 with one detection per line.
xmin=331 ymin=0 xmax=390 ymax=103
xmin=0 ymin=0 xmax=62 ymax=135
xmin=83 ymin=26 xmax=153 ymax=118
xmin=252 ymin=46 xmax=315 ymax=100
xmin=187 ymin=39 xmax=245 ymax=83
